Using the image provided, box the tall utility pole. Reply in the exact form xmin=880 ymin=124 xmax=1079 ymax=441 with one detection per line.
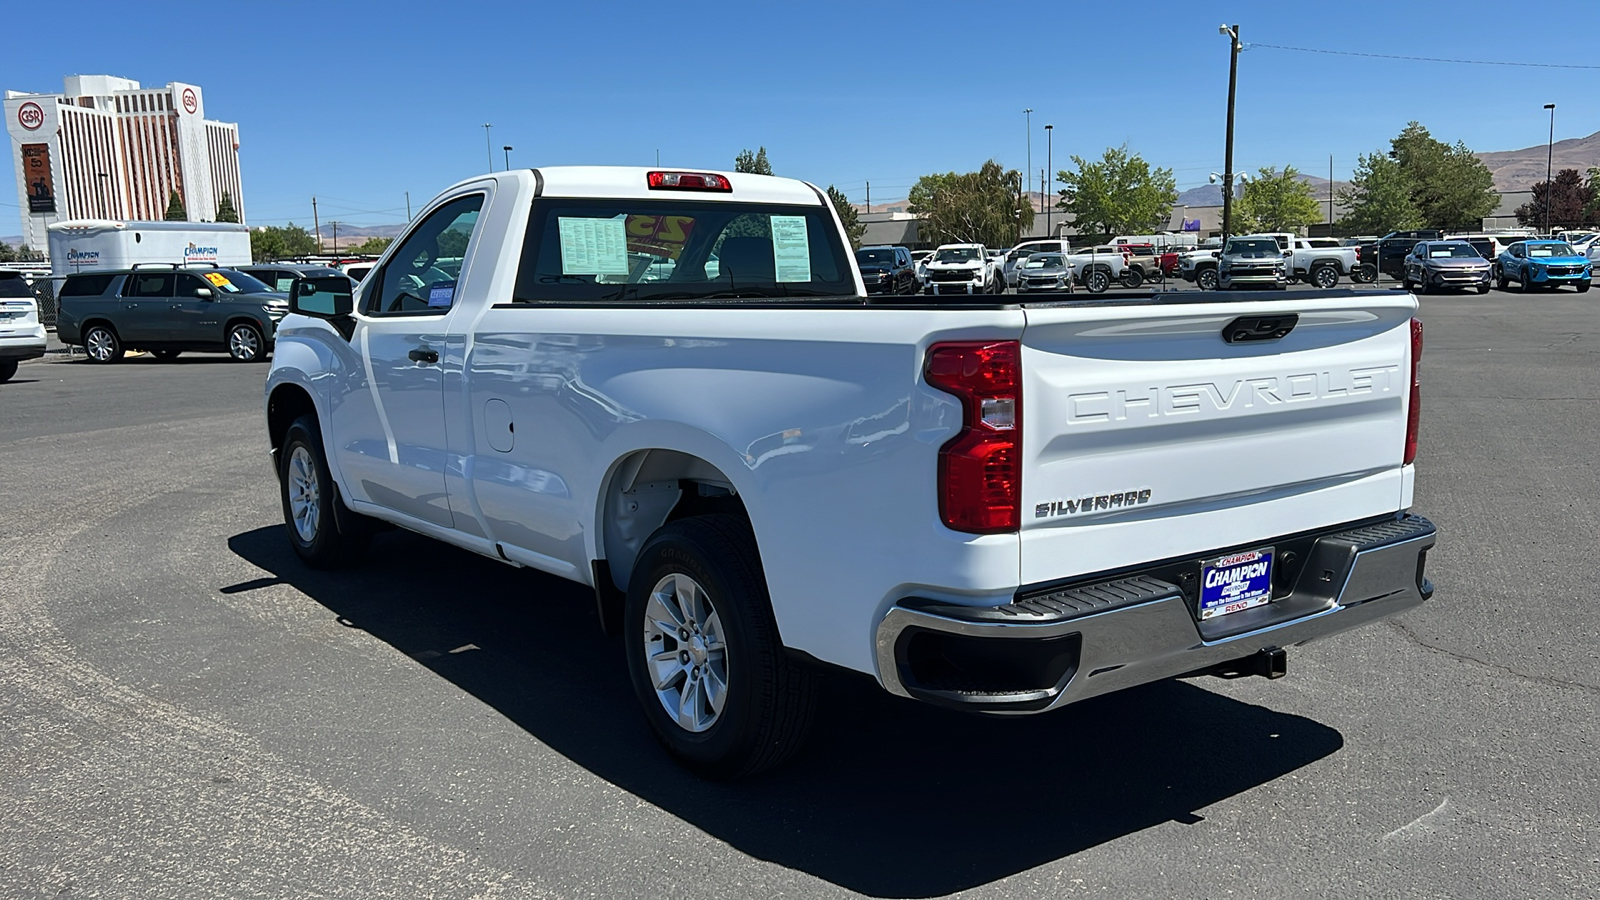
xmin=1220 ymin=23 xmax=1241 ymax=239
xmin=312 ymin=197 xmax=321 ymax=251
xmin=1329 ymin=154 xmax=1335 ymax=229
xmin=1544 ymin=103 xmax=1556 ymax=234
xmin=405 ymin=191 xmax=411 ymax=221
xmin=329 ymin=221 xmax=340 ymax=255
xmin=1024 ymin=108 xmax=1034 ymax=210
xmin=503 ymin=145 xmax=513 ymax=170
xmin=1041 ymin=169 xmax=1048 ymax=235
xmin=483 ymin=123 xmax=494 ymax=172
xmin=1045 ymin=124 xmax=1054 ymax=237
xmin=866 ymin=181 xmax=871 ymax=214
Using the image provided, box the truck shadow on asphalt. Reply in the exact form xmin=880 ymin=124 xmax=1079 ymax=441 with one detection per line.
xmin=228 ymin=526 xmax=1343 ymax=898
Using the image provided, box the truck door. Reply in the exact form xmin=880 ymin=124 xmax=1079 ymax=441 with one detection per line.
xmin=331 ymin=192 xmax=485 ymax=527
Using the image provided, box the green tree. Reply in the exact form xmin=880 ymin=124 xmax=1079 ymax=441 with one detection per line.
xmin=250 ymin=223 xmax=318 ymax=261
xmin=825 ymin=185 xmax=865 ymax=249
xmin=1339 ymin=151 xmax=1422 ymax=234
xmin=16 ymin=244 xmax=43 ymax=262
xmin=1389 ymin=123 xmax=1498 ymax=231
xmin=348 ymin=236 xmax=393 ymax=255
xmin=164 ymin=189 xmax=187 ymax=221
xmin=1055 ymin=145 xmax=1176 ymax=237
xmin=215 ymin=191 xmax=239 ymax=223
xmin=734 ymin=147 xmax=773 ymax=175
xmin=914 ymin=160 xmax=1033 ymax=249
xmin=1515 ymin=168 xmax=1594 ymax=230
xmin=0 ymin=242 xmax=15 ymax=264
xmin=1232 ymin=166 xmax=1323 ymax=233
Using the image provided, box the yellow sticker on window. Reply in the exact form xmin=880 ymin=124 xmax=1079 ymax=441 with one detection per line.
xmin=204 ymin=272 xmax=230 ymax=287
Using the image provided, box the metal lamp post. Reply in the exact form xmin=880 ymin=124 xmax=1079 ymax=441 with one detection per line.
xmin=1544 ymin=103 xmax=1556 ymax=234
xmin=483 ymin=123 xmax=493 ymax=171
xmin=1219 ymin=24 xmax=1241 ymax=239
xmin=1045 ymin=124 xmax=1053 ymax=237
xmin=503 ymin=145 xmax=513 ymax=170
xmin=1024 ymin=108 xmax=1034 ymax=212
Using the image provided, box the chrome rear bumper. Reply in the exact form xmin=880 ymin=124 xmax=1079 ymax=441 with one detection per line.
xmin=875 ymin=515 xmax=1437 ymax=713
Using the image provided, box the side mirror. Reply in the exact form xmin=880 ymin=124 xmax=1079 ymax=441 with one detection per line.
xmin=290 ymin=276 xmax=354 ymax=318
xmin=195 ymin=287 xmax=214 ymax=299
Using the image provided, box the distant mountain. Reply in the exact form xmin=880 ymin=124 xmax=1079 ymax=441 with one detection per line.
xmin=1 ymin=235 xmax=22 ymax=249
xmin=1177 ymin=175 xmax=1349 ymax=210
xmin=1477 ymin=130 xmax=1600 ymax=191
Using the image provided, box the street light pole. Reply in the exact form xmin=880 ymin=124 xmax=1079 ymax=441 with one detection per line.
xmin=1045 ymin=124 xmax=1054 ymax=237
xmin=96 ymin=172 xmax=109 ymax=219
xmin=1220 ymin=23 xmax=1241 ymax=240
xmin=1024 ymin=108 xmax=1034 ymax=212
xmin=1544 ymin=103 xmax=1556 ymax=235
xmin=483 ymin=123 xmax=494 ymax=172
xmin=503 ymin=145 xmax=513 ymax=170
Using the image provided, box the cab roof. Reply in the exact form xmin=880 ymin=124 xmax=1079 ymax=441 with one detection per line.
xmin=461 ymin=166 xmax=827 ymax=205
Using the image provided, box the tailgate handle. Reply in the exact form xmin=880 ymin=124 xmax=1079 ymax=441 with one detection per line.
xmin=1223 ymin=314 xmax=1298 ymax=344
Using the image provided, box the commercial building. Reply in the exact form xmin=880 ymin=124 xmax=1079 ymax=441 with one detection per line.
xmin=4 ymin=75 xmax=244 ymax=254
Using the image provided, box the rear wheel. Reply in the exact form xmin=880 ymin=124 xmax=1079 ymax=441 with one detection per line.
xmin=1352 ymin=264 xmax=1377 ymax=284
xmin=228 ymin=322 xmax=266 ymax=362
xmin=1120 ymin=268 xmax=1144 ymax=289
xmin=625 ymin=514 xmax=817 ymax=779
xmin=83 ymin=324 xmax=123 ymax=364
xmin=1312 ymin=265 xmax=1339 ymax=289
xmin=1195 ymin=267 xmax=1218 ymax=291
xmin=1084 ymin=268 xmax=1111 ymax=293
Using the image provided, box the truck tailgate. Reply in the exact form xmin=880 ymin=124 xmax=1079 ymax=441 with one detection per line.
xmin=1018 ymin=294 xmax=1416 ymax=586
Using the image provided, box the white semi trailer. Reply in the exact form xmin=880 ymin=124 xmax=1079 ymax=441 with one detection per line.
xmin=46 ymin=220 xmax=251 ymax=278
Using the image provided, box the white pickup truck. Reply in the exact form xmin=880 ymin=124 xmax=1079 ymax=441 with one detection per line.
xmin=922 ymin=243 xmax=1002 ymax=294
xmin=265 ymin=166 xmax=1437 ymax=778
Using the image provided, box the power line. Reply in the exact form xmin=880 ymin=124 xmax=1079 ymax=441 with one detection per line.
xmin=1251 ymin=42 xmax=1600 ymax=70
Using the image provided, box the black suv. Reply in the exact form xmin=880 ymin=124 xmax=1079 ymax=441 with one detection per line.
xmin=854 ymin=245 xmax=917 ymax=295
xmin=238 ymin=263 xmax=355 ymax=295
xmin=1360 ymin=230 xmax=1445 ymax=280
xmin=56 ymin=265 xmax=288 ymax=363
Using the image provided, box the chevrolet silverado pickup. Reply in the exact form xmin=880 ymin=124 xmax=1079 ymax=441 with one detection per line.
xmin=265 ymin=166 xmax=1437 ymax=779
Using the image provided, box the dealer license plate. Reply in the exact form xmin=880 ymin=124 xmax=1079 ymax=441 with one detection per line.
xmin=1199 ymin=548 xmax=1274 ymax=620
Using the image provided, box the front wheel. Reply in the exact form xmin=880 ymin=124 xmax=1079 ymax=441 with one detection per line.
xmin=1520 ymin=269 xmax=1535 ymax=293
xmin=625 ymin=514 xmax=817 ymax=779
xmin=1496 ymin=267 xmax=1509 ymax=290
xmin=1578 ymin=281 xmax=1591 ymax=293
xmin=280 ymin=415 xmax=370 ymax=568
xmin=1195 ymin=268 xmax=1218 ymax=291
xmin=153 ymin=350 xmax=182 ymax=362
xmin=228 ymin=322 xmax=266 ymax=362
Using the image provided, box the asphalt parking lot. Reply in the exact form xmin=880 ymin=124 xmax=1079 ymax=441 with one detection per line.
xmin=2 ymin=283 xmax=1596 ymax=899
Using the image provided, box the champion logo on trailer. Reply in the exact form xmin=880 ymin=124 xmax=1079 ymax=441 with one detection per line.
xmin=183 ymin=242 xmax=218 ymax=263
xmin=17 ymin=101 xmax=44 ymax=130
xmin=66 ymin=248 xmax=101 ymax=266
xmin=181 ymin=89 xmax=197 ymax=114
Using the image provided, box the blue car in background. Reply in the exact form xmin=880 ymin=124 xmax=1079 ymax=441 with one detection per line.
xmin=1496 ymin=239 xmax=1591 ymax=293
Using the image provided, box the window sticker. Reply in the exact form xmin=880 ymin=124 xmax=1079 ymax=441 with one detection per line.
xmin=275 ymin=277 xmax=295 ymax=292
xmin=203 ymin=272 xmax=231 ymax=287
xmin=770 ymin=215 xmax=811 ymax=283
xmin=428 ymin=281 xmax=456 ymax=308
xmin=558 ymin=216 xmax=629 ymax=275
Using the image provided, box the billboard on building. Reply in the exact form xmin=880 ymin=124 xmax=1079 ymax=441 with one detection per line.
xmin=21 ymin=143 xmax=56 ymax=213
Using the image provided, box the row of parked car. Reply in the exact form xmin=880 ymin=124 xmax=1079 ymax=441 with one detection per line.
xmin=854 ymin=238 xmax=1187 ymax=297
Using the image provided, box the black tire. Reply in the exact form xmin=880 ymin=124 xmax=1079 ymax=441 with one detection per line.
xmin=1311 ymin=265 xmax=1339 ymax=289
xmin=1520 ymin=268 xmax=1535 ymax=293
xmin=82 ymin=323 xmax=124 ymax=364
xmin=228 ymin=321 xmax=267 ymax=362
xmin=1352 ymin=264 xmax=1377 ymax=284
xmin=1084 ymin=268 xmax=1111 ymax=293
xmin=1496 ymin=267 xmax=1509 ymax=290
xmin=279 ymin=415 xmax=370 ymax=569
xmin=153 ymin=350 xmax=182 ymax=361
xmin=624 ymin=514 xmax=817 ymax=780
xmin=0 ymin=359 xmax=17 ymax=383
xmin=1401 ymin=271 xmax=1415 ymax=291
xmin=1121 ymin=268 xmax=1144 ymax=289
xmin=1195 ymin=267 xmax=1218 ymax=291
xmin=1578 ymin=281 xmax=1591 ymax=293
xmin=1477 ymin=283 xmax=1491 ymax=294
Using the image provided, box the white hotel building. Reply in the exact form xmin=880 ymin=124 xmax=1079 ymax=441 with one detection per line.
xmin=4 ymin=75 xmax=244 ymax=254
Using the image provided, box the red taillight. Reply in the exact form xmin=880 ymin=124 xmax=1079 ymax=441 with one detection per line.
xmin=646 ymin=171 xmax=732 ymax=192
xmin=925 ymin=341 xmax=1022 ymax=533
xmin=1404 ymin=317 xmax=1422 ymax=464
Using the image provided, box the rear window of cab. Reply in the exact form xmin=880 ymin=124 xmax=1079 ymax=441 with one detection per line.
xmin=511 ymin=198 xmax=854 ymax=304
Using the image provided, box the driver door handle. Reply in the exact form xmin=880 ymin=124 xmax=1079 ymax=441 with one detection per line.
xmin=408 ymin=347 xmax=439 ymax=364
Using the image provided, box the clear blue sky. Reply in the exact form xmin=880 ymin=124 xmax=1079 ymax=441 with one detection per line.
xmin=4 ymin=0 xmax=1597 ymax=230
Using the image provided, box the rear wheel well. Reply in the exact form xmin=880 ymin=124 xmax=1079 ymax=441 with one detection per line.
xmin=597 ymin=449 xmax=749 ymax=597
xmin=79 ymin=317 xmax=117 ymax=339
xmin=267 ymin=384 xmax=316 ymax=455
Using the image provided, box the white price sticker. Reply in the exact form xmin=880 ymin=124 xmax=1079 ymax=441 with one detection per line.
xmin=770 ymin=215 xmax=811 ymax=283
xmin=558 ymin=216 xmax=629 ymax=276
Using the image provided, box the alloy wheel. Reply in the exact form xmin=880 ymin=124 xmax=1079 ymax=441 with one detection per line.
xmin=86 ymin=328 xmax=116 ymax=361
xmin=230 ymin=325 xmax=261 ymax=361
xmin=642 ymin=572 xmax=728 ymax=733
xmin=287 ymin=445 xmax=321 ymax=542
